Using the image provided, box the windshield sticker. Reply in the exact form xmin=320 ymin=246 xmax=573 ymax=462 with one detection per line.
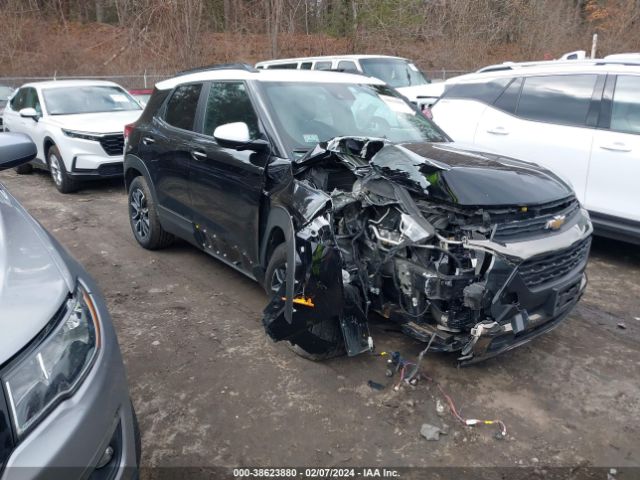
xmin=110 ymin=94 xmax=129 ymax=103
xmin=303 ymin=134 xmax=320 ymax=143
xmin=409 ymin=63 xmax=419 ymax=71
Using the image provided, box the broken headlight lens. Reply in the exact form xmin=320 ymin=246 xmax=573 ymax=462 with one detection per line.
xmin=2 ymin=284 xmax=99 ymax=438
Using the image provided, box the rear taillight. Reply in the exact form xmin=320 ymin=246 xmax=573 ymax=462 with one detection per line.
xmin=124 ymin=123 xmax=135 ymax=140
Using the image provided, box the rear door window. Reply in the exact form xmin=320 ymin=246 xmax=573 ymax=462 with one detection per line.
xmin=300 ymin=62 xmax=312 ymax=70
xmin=313 ymin=61 xmax=333 ymax=70
xmin=609 ymin=75 xmax=640 ymax=135
xmin=516 ymin=74 xmax=598 ymax=127
xmin=269 ymin=63 xmax=298 ymax=70
xmin=202 ymin=82 xmax=260 ymax=139
xmin=164 ymin=83 xmax=203 ymax=131
xmin=442 ymin=78 xmax=511 ymax=104
xmin=337 ymin=60 xmax=358 ymax=73
xmin=493 ymin=77 xmax=523 ymax=114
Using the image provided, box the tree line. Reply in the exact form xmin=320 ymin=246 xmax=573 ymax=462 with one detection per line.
xmin=1 ymin=0 xmax=638 ymax=75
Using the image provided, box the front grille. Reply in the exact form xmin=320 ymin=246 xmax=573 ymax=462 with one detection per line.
xmin=97 ymin=162 xmax=123 ymax=177
xmin=518 ymin=237 xmax=591 ymax=288
xmin=99 ymin=134 xmax=124 ymax=156
xmin=493 ymin=198 xmax=580 ymax=242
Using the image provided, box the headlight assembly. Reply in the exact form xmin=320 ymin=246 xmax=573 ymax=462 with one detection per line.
xmin=62 ymin=129 xmax=102 ymax=141
xmin=2 ymin=284 xmax=100 ymax=438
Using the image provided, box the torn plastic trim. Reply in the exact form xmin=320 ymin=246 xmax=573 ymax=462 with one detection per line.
xmin=263 ymin=214 xmax=345 ymax=339
xmin=457 ymin=280 xmax=585 ymax=365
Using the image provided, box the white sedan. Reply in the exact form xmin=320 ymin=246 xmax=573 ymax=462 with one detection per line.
xmin=2 ymin=80 xmax=142 ymax=193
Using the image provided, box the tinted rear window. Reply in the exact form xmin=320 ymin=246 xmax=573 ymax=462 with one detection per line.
xmin=269 ymin=63 xmax=298 ymax=70
xmin=494 ymin=77 xmax=523 ymax=114
xmin=442 ymin=78 xmax=511 ymax=104
xmin=140 ymin=88 xmax=170 ymax=123
xmin=314 ymin=61 xmax=332 ymax=70
xmin=516 ymin=75 xmax=597 ymax=127
xmin=610 ymin=75 xmax=640 ymax=135
xmin=164 ymin=83 xmax=202 ymax=131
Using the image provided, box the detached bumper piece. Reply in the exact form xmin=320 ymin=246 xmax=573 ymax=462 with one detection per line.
xmin=456 ymin=240 xmax=590 ymax=365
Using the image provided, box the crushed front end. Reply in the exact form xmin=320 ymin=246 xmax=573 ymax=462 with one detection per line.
xmin=263 ymin=138 xmax=593 ymax=364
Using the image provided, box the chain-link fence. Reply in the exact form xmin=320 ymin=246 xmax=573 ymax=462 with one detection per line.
xmin=0 ymin=69 xmax=470 ymax=90
xmin=423 ymin=69 xmax=470 ymax=82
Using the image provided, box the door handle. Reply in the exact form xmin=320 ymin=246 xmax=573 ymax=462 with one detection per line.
xmin=191 ymin=150 xmax=207 ymax=161
xmin=142 ymin=136 xmax=155 ymax=145
xmin=486 ymin=126 xmax=509 ymax=135
xmin=600 ymin=142 xmax=632 ymax=152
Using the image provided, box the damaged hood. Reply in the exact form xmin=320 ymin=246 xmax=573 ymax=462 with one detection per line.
xmin=371 ymin=142 xmax=574 ymax=207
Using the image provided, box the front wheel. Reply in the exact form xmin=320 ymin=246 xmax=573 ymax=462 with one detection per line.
xmin=264 ymin=243 xmax=345 ymax=361
xmin=48 ymin=145 xmax=78 ymax=193
xmin=128 ymin=176 xmax=174 ymax=250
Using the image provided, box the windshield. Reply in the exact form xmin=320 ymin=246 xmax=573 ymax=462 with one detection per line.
xmin=43 ymin=86 xmax=142 ymax=115
xmin=360 ymin=58 xmax=429 ymax=88
xmin=260 ymin=82 xmax=448 ymax=158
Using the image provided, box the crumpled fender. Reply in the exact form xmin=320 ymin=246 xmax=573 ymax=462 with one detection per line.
xmin=262 ymin=215 xmax=345 ymax=347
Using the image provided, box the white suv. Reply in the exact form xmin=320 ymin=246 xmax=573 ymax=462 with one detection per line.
xmin=431 ymin=61 xmax=640 ymax=244
xmin=2 ymin=80 xmax=143 ymax=193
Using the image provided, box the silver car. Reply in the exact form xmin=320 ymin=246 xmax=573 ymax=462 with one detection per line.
xmin=0 ymin=133 xmax=140 ymax=479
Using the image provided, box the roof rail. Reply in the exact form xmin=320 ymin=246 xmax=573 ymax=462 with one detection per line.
xmin=176 ymin=63 xmax=258 ymax=76
xmin=476 ymin=58 xmax=640 ymax=73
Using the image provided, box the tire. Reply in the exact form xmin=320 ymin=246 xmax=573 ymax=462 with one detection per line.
xmin=128 ymin=175 xmax=173 ymax=250
xmin=47 ymin=145 xmax=78 ymax=193
xmin=264 ymin=243 xmax=345 ymax=361
xmin=15 ymin=163 xmax=33 ymax=174
xmin=130 ymin=399 xmax=142 ymax=466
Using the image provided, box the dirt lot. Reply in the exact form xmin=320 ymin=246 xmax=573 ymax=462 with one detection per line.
xmin=2 ymin=169 xmax=639 ymax=474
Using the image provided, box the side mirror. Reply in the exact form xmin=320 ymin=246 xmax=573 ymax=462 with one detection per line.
xmin=213 ymin=122 xmax=269 ymax=152
xmin=0 ymin=133 xmax=37 ymax=171
xmin=19 ymin=108 xmax=39 ymax=120
xmin=213 ymin=122 xmax=250 ymax=145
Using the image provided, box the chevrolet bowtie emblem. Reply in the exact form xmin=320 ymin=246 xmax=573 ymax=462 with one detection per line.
xmin=545 ymin=215 xmax=566 ymax=231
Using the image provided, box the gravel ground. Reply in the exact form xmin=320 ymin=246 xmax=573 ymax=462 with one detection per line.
xmin=2 ymin=169 xmax=639 ymax=476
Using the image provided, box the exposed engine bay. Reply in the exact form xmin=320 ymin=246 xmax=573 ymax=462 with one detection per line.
xmin=263 ymin=137 xmax=593 ymax=364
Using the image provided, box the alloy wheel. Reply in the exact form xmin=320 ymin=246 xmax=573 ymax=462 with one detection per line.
xmin=49 ymin=153 xmax=63 ymax=185
xmin=270 ymin=264 xmax=287 ymax=293
xmin=130 ymin=187 xmax=150 ymax=239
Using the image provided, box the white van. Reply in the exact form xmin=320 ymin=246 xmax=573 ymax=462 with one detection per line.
xmin=255 ymin=55 xmax=437 ymax=107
